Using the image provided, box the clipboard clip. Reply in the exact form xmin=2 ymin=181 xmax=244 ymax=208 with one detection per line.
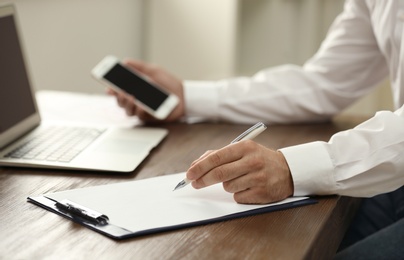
xmin=55 ymin=199 xmax=109 ymax=226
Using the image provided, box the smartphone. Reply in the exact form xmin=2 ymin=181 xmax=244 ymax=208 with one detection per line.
xmin=91 ymin=55 xmax=179 ymax=120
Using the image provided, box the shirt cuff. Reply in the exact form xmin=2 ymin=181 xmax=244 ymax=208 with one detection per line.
xmin=279 ymin=141 xmax=336 ymax=196
xmin=183 ymin=80 xmax=220 ymax=121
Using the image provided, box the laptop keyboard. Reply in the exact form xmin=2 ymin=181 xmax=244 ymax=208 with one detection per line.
xmin=5 ymin=126 xmax=106 ymax=162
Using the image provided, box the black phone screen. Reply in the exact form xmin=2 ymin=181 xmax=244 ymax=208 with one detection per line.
xmin=104 ymin=64 xmax=168 ymax=110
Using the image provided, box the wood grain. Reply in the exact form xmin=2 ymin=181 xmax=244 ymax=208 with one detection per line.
xmin=0 ymin=119 xmax=362 ymax=259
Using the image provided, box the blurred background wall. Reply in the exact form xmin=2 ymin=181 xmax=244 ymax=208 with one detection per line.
xmin=3 ymin=0 xmax=393 ymax=117
xmin=2 ymin=0 xmax=144 ymax=94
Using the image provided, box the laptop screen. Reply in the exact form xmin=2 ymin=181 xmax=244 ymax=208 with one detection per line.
xmin=0 ymin=13 xmax=36 ymax=134
xmin=0 ymin=5 xmax=40 ymax=149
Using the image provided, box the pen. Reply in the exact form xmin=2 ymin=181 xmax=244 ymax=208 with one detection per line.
xmin=173 ymin=122 xmax=267 ymax=191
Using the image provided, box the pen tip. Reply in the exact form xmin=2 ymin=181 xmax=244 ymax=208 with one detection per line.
xmin=173 ymin=180 xmax=185 ymax=191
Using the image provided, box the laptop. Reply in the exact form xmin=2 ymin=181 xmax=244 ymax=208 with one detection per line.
xmin=0 ymin=4 xmax=168 ymax=172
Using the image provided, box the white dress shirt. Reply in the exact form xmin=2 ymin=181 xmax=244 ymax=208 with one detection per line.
xmin=183 ymin=0 xmax=404 ymax=197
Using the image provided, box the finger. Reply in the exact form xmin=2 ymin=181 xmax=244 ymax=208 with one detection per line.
xmin=187 ymin=144 xmax=243 ymax=181
xmin=106 ymin=87 xmax=117 ymax=96
xmin=233 ymin=188 xmax=271 ymax=204
xmin=194 ymin=151 xmax=261 ymax=189
xmin=233 ymin=184 xmax=288 ymax=204
xmin=221 ymin=169 xmax=254 ymax=193
xmin=230 ymin=171 xmax=274 ymax=204
xmin=125 ymin=100 xmax=137 ymax=116
xmin=119 ymin=94 xmax=137 ymax=116
xmin=189 ymin=150 xmax=214 ymax=167
xmin=116 ymin=91 xmax=126 ymax=107
xmin=232 ymin=169 xmax=293 ymax=204
xmin=136 ymin=109 xmax=160 ymax=122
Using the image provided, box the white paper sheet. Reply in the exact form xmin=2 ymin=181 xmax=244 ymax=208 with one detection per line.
xmin=45 ymin=173 xmax=309 ymax=232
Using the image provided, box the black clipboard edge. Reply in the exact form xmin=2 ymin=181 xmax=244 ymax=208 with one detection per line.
xmin=130 ymin=197 xmax=318 ymax=238
xmin=27 ymin=195 xmax=317 ymax=240
xmin=27 ymin=196 xmax=133 ymax=239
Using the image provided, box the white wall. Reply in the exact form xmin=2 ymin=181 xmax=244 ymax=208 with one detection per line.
xmin=144 ymin=0 xmax=239 ymax=80
xmin=237 ymin=0 xmax=345 ymax=74
xmin=144 ymin=0 xmax=344 ymax=79
xmin=1 ymin=0 xmax=144 ymax=93
xmin=145 ymin=0 xmax=394 ymax=117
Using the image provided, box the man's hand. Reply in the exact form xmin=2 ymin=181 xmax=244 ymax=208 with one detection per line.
xmin=186 ymin=140 xmax=294 ymax=204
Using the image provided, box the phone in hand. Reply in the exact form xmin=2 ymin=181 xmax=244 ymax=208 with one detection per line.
xmin=91 ymin=55 xmax=179 ymax=120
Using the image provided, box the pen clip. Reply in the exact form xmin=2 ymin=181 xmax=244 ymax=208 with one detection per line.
xmin=55 ymin=199 xmax=109 ymax=226
xmin=231 ymin=122 xmax=267 ymax=143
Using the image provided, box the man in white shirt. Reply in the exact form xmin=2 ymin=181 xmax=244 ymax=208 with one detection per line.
xmin=110 ymin=0 xmax=404 ymax=258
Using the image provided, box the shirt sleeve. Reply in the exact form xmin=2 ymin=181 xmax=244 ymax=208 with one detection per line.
xmin=281 ymin=105 xmax=404 ymax=197
xmin=183 ymin=0 xmax=388 ymax=125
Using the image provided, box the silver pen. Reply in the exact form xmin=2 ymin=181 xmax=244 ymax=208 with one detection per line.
xmin=173 ymin=122 xmax=267 ymax=191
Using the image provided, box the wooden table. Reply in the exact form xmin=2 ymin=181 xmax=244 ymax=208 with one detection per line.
xmin=0 ymin=118 xmax=362 ymax=259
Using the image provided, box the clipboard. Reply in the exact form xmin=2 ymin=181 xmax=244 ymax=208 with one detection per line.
xmin=27 ymin=173 xmax=317 ymax=240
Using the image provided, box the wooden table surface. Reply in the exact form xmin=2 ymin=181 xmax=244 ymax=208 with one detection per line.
xmin=0 ymin=119 xmax=362 ymax=260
